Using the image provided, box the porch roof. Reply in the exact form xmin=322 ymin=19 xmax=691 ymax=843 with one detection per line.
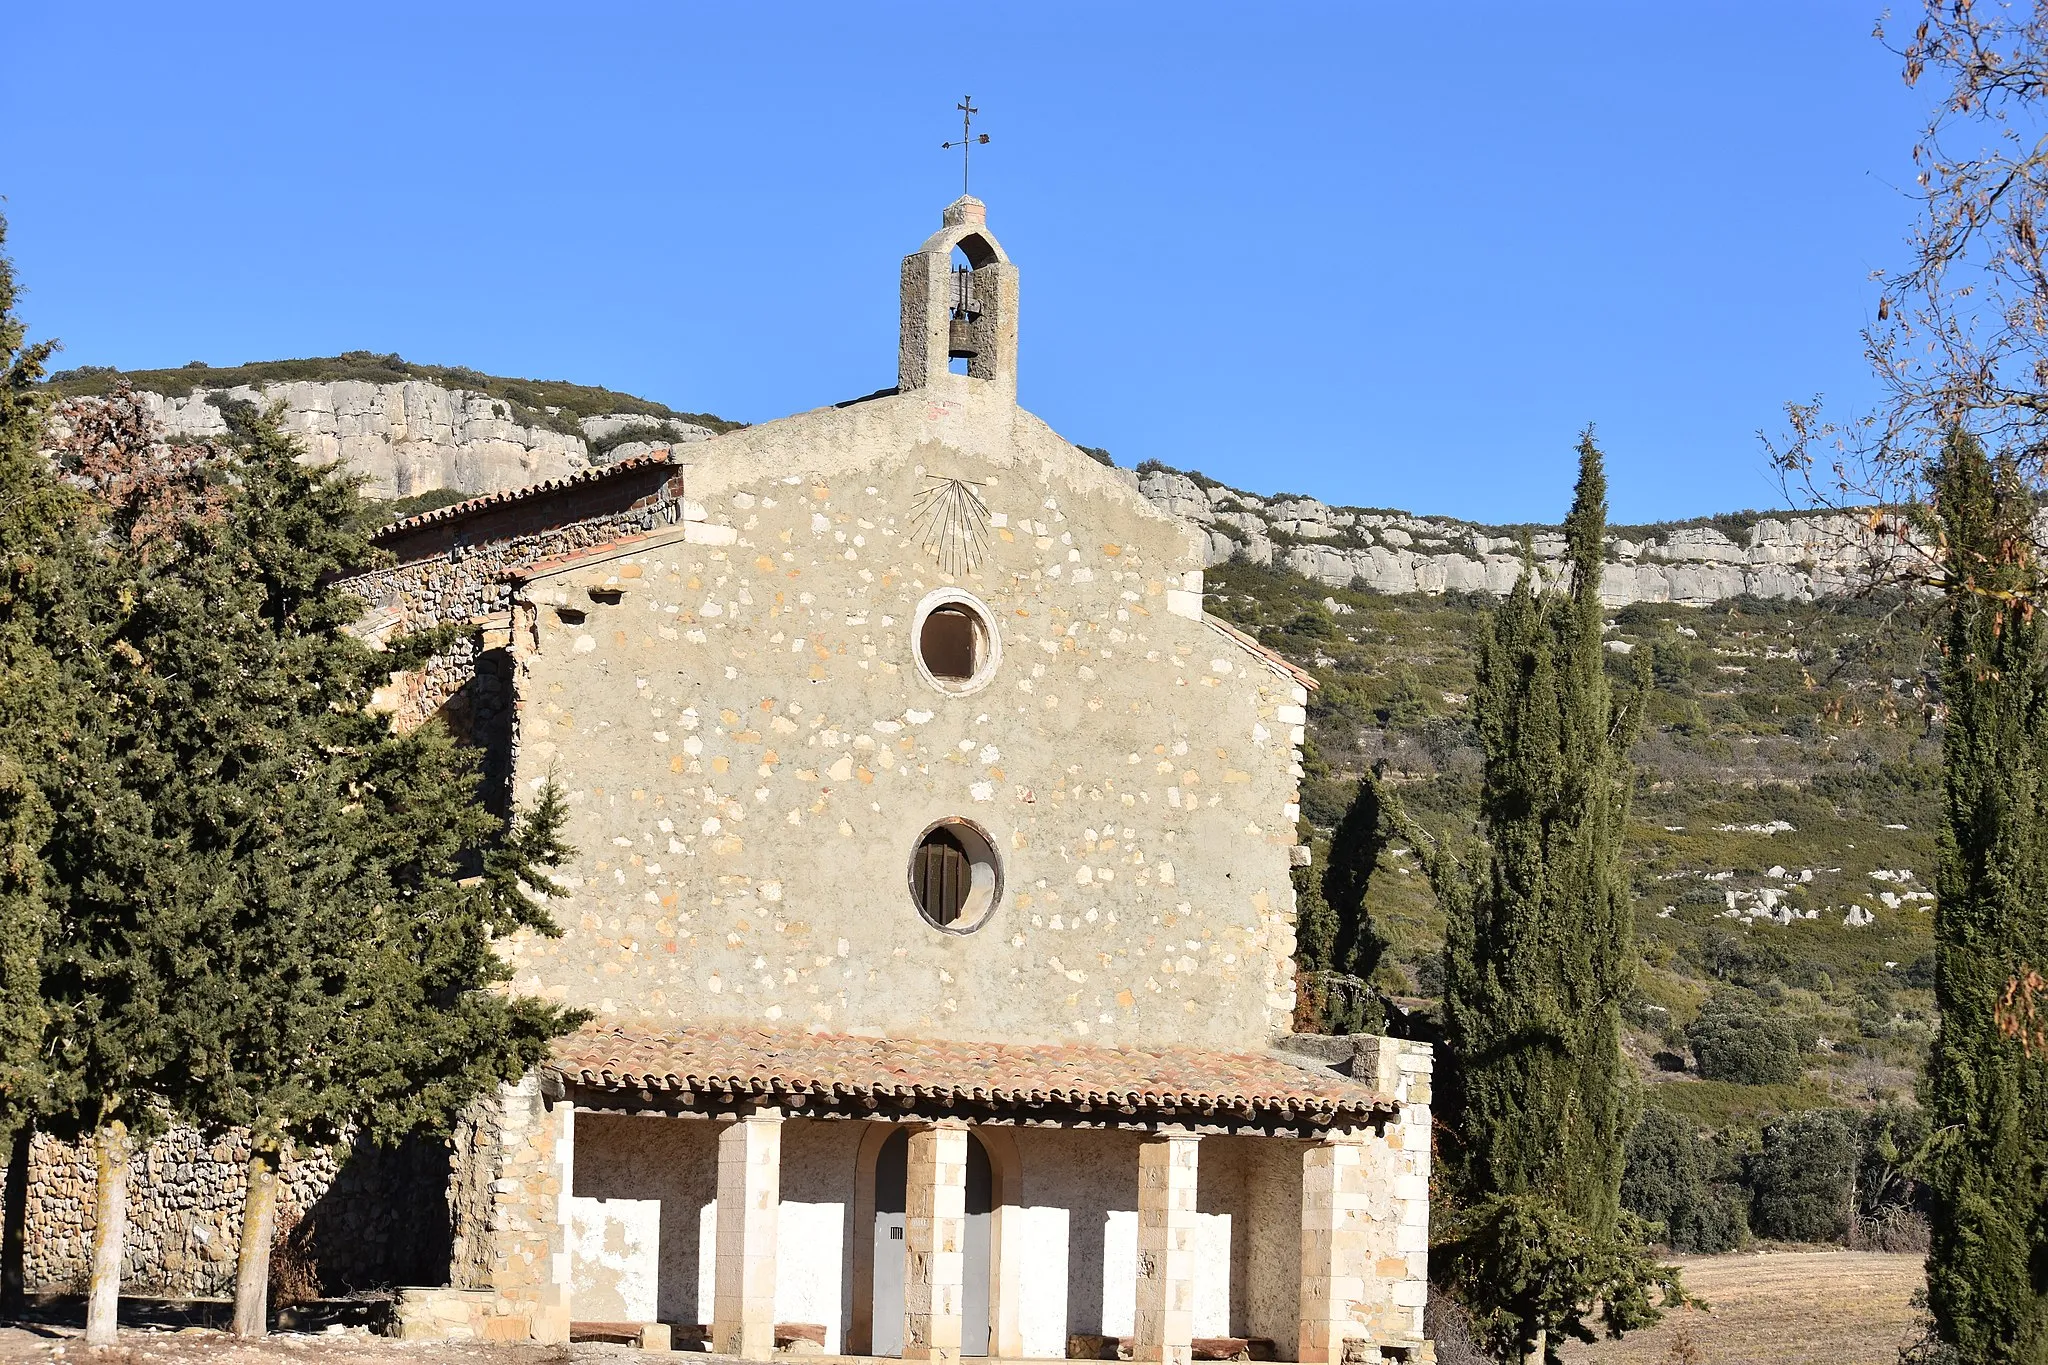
xmin=547 ymin=1023 xmax=1394 ymax=1128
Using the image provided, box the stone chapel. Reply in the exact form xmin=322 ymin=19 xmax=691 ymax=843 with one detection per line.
xmin=14 ymin=198 xmax=1434 ymax=1363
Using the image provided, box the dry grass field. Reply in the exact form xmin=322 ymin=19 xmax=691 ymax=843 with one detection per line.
xmin=1558 ymin=1249 xmax=1926 ymax=1365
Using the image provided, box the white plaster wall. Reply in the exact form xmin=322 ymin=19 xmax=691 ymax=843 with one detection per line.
xmin=568 ymin=1196 xmax=660 ymax=1321
xmin=1006 ymin=1129 xmax=1277 ymax=1346
xmin=506 ymin=378 xmax=1306 ymax=1051
xmin=1009 ymin=1128 xmax=1140 ymax=1341
xmin=1010 ymin=1204 xmax=1071 ymax=1357
xmin=1191 ymin=1213 xmax=1233 ymax=1338
xmin=570 ymin=1114 xmax=720 ymax=1327
xmin=572 ymin=1114 xmax=860 ymax=1347
xmin=1098 ymin=1208 xmax=1234 ymax=1338
xmin=1102 ymin=1209 xmax=1136 ymax=1337
xmin=773 ymin=1119 xmax=861 ymax=1352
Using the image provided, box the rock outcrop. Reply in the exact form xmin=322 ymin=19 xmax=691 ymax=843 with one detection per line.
xmin=1135 ymin=468 xmax=1921 ymax=608
xmin=67 ymin=373 xmax=1915 ymax=610
xmin=130 ymin=380 xmax=715 ymax=499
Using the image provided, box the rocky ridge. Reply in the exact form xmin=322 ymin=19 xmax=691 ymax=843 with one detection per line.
xmin=1135 ymin=466 xmax=1918 ymax=608
xmin=57 ymin=373 xmax=1914 ymax=609
xmin=127 ymin=379 xmax=716 ymax=500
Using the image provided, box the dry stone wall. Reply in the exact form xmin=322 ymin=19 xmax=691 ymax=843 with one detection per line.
xmin=0 ymin=1127 xmax=451 ymax=1298
xmin=1135 ymin=468 xmax=1923 ymax=607
xmin=127 ymin=381 xmax=714 ymax=500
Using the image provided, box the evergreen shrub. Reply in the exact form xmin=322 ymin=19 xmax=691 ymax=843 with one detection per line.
xmin=1686 ymin=989 xmax=1802 ymax=1085
xmin=1620 ymin=1109 xmax=1747 ymax=1253
xmin=1748 ymin=1109 xmax=1857 ymax=1243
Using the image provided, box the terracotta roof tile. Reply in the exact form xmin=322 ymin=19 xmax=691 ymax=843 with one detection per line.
xmin=372 ymin=452 xmax=678 ymax=542
xmin=549 ymin=1023 xmax=1389 ymax=1123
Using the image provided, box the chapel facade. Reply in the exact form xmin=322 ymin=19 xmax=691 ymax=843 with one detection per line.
xmin=347 ymin=198 xmax=1434 ymax=1363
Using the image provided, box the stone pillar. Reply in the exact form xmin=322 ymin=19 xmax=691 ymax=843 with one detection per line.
xmin=1299 ymin=1036 xmax=1436 ymax=1363
xmin=1353 ymin=1037 xmax=1434 ymax=1349
xmin=1133 ymin=1132 xmax=1202 ymax=1365
xmin=1298 ymin=1134 xmax=1373 ymax=1364
xmin=480 ymin=1077 xmax=574 ymax=1343
xmin=713 ymin=1109 xmax=783 ymax=1361
xmin=903 ymin=1121 xmax=969 ymax=1365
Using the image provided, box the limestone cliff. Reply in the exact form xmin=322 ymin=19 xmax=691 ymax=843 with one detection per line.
xmin=42 ymin=360 xmax=1912 ymax=609
xmin=1134 ymin=467 xmax=1918 ymax=608
xmin=130 ymin=380 xmax=717 ymax=500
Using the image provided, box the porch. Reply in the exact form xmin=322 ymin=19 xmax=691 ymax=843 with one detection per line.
xmin=458 ymin=1026 xmax=1433 ymax=1365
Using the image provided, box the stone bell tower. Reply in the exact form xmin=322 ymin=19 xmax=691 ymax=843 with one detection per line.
xmin=898 ymin=196 xmax=1019 ymax=401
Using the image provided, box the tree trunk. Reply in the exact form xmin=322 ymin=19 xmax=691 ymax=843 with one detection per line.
xmin=1524 ymin=1328 xmax=1547 ymax=1365
xmin=2 ymin=1122 xmax=29 ymax=1312
xmin=231 ymin=1144 xmax=281 ymax=1337
xmin=84 ymin=1121 xmax=128 ymax=1347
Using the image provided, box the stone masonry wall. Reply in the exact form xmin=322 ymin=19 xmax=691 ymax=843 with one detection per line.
xmin=341 ymin=466 xmax=686 ymax=761
xmin=0 ymin=1127 xmax=451 ymax=1298
xmin=501 ymin=377 xmax=1305 ymax=1049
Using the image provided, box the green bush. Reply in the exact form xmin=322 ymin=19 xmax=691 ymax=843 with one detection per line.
xmin=1686 ymin=988 xmax=1803 ymax=1084
xmin=1748 ymin=1109 xmax=1858 ymax=1243
xmin=1620 ymin=1109 xmax=1748 ymax=1252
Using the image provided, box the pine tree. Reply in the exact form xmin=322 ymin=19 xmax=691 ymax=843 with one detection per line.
xmin=1401 ymin=433 xmax=1675 ymax=1361
xmin=1922 ymin=428 xmax=2048 ymax=1363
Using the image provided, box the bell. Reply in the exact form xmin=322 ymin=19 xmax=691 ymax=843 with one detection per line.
xmin=948 ymin=316 xmax=978 ymax=360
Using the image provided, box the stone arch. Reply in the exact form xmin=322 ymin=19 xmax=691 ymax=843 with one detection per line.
xmin=848 ymin=1122 xmax=1013 ymax=1357
xmin=918 ymin=223 xmax=1009 ymax=268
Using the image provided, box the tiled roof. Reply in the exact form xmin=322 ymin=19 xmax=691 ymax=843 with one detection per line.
xmin=372 ymin=452 xmax=678 ymax=541
xmin=549 ymin=1023 xmax=1390 ymax=1123
xmin=1203 ymin=614 xmax=1321 ymax=692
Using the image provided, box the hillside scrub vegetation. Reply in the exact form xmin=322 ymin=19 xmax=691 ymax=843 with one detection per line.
xmin=1206 ymin=488 xmax=1943 ymax=1263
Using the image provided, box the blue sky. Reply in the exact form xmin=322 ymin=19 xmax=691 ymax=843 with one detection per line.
xmin=3 ymin=4 xmax=1927 ymax=524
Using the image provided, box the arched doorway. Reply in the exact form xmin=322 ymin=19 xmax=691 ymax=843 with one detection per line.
xmin=870 ymin=1128 xmax=994 ymax=1356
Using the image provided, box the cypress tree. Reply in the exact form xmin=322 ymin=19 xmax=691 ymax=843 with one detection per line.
xmin=1922 ymin=428 xmax=2048 ymax=1362
xmin=147 ymin=403 xmax=584 ymax=1335
xmin=0 ymin=212 xmax=83 ymax=1310
xmin=32 ymin=390 xmax=257 ymax=1344
xmin=0 ymin=214 xmax=66 ymax=1145
xmin=1405 ymin=432 xmax=1674 ymax=1361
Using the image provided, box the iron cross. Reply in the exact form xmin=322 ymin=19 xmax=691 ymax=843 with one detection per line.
xmin=941 ymin=95 xmax=989 ymax=196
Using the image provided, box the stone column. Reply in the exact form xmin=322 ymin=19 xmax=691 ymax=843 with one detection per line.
xmin=1353 ymin=1037 xmax=1434 ymax=1350
xmin=1133 ymin=1132 xmax=1202 ymax=1365
xmin=480 ymin=1076 xmax=574 ymax=1343
xmin=903 ymin=1121 xmax=969 ymax=1365
xmin=713 ymin=1109 xmax=784 ymax=1361
xmin=1298 ymin=1133 xmax=1371 ymax=1364
xmin=1299 ymin=1036 xmax=1435 ymax=1362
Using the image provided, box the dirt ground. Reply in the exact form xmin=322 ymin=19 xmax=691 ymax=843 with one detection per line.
xmin=0 ymin=1325 xmax=648 ymax=1365
xmin=1557 ymin=1249 xmax=1927 ymax=1365
xmin=0 ymin=1253 xmax=1927 ymax=1365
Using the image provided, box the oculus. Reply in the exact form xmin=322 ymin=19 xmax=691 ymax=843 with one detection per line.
xmin=909 ymin=817 xmax=1002 ymax=932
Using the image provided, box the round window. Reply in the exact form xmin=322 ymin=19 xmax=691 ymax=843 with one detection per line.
xmin=908 ymin=818 xmax=1003 ymax=933
xmin=911 ymin=589 xmax=1000 ymax=696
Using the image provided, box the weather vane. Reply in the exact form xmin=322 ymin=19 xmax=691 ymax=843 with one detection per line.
xmin=941 ymin=95 xmax=989 ymax=196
